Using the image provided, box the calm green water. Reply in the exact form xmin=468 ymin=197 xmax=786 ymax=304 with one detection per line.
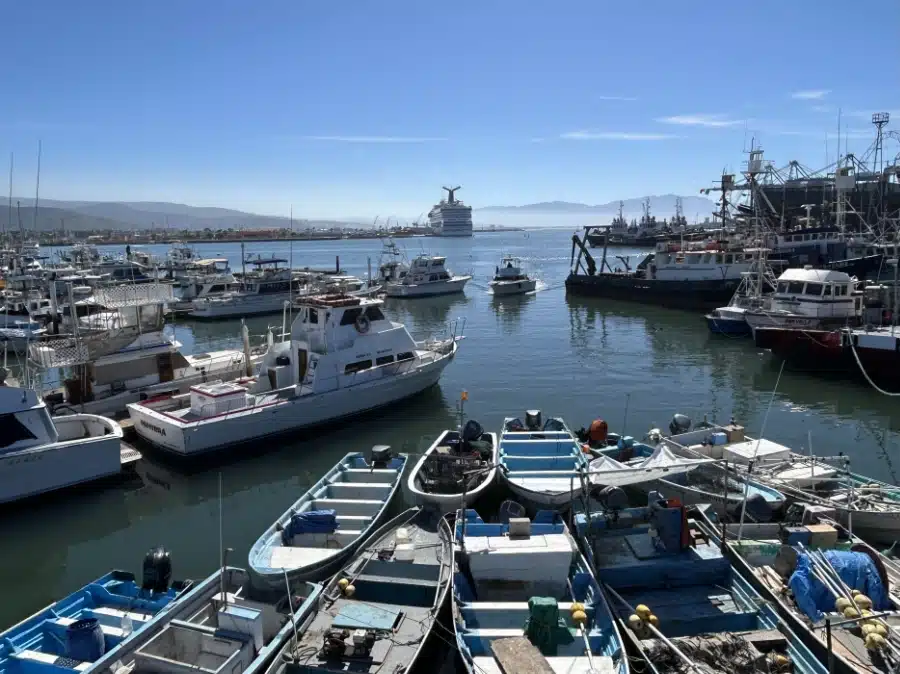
xmin=1 ymin=229 xmax=898 ymax=630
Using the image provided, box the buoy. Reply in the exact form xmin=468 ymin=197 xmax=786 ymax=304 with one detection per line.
xmin=843 ymin=607 xmax=860 ymax=619
xmin=852 ymin=589 xmax=863 ymax=597
xmin=338 ymin=578 xmax=350 ymax=591
xmin=865 ymin=633 xmax=886 ymax=650
xmin=856 ymin=595 xmax=873 ymax=610
xmin=636 ymin=604 xmax=652 ymax=620
xmin=875 ymin=623 xmax=889 ymax=638
xmin=835 ymin=597 xmax=851 ymax=612
xmin=570 ymin=602 xmax=585 ymax=614
xmin=648 ymin=614 xmax=660 ymax=628
xmin=344 ymin=584 xmax=356 ymax=597
xmin=627 ymin=614 xmax=643 ymax=631
xmin=770 ymin=653 xmax=790 ymax=668
xmin=862 ymin=624 xmax=876 ymax=636
xmin=572 ymin=610 xmax=587 ymax=624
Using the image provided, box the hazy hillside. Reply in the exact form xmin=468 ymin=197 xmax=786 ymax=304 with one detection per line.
xmin=476 ymin=194 xmax=716 ymax=228
xmin=0 ymin=204 xmax=133 ymax=232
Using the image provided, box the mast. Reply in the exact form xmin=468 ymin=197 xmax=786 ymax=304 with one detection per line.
xmin=33 ymin=140 xmax=41 ymax=235
xmin=6 ymin=153 xmax=12 ymax=238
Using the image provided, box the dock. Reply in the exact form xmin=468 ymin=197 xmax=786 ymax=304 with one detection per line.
xmin=120 ymin=440 xmax=141 ymax=469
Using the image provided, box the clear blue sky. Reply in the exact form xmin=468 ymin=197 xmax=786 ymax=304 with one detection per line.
xmin=3 ymin=0 xmax=898 ymax=219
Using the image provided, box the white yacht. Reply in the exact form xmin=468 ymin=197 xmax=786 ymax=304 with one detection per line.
xmin=489 ymin=255 xmax=537 ymax=296
xmin=744 ymin=267 xmax=861 ymax=331
xmin=384 ymin=254 xmax=471 ymax=298
xmin=177 ymin=258 xmax=236 ymax=299
xmin=0 ymin=384 xmax=131 ymax=505
xmin=127 ymin=294 xmax=461 ymax=456
xmin=428 ymin=186 xmax=473 ymax=237
xmin=0 ymin=319 xmax=47 ymax=353
xmin=188 ymin=257 xmax=303 ymax=319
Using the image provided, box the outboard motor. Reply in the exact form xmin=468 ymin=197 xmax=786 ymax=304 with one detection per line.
xmin=370 ymin=445 xmax=392 ymax=468
xmin=142 ymin=546 xmax=172 ymax=594
xmin=669 ymin=414 xmax=692 ymax=436
xmin=461 ymin=419 xmax=484 ymax=443
xmin=525 ymin=410 xmax=542 ymax=431
xmin=593 ymin=485 xmax=628 ymax=512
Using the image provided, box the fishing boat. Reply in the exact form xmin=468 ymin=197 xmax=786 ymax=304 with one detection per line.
xmin=652 ymin=415 xmax=900 ymax=540
xmin=695 ymin=507 xmax=900 ymax=674
xmin=0 ymin=547 xmax=193 ymax=673
xmin=599 ymin=439 xmax=787 ymax=521
xmin=0 ymin=319 xmax=46 ymax=353
xmin=127 ymin=295 xmax=461 ymax=457
xmin=407 ymin=412 xmax=498 ymax=513
xmin=489 ymin=255 xmax=537 ymax=296
xmin=268 ymin=506 xmax=452 ymax=674
xmin=497 ymin=410 xmax=590 ymax=511
xmin=248 ymin=448 xmax=407 ymax=588
xmin=120 ymin=565 xmax=321 ymax=674
xmin=574 ymin=497 xmax=827 ymax=674
xmin=705 ymin=248 xmax=776 ymax=336
xmin=383 ymin=254 xmax=471 ymax=298
xmin=454 ymin=508 xmax=628 ymax=673
xmin=0 ymin=384 xmax=135 ymax=506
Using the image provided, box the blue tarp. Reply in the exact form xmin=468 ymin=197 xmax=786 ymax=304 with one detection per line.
xmin=790 ymin=550 xmax=891 ymax=621
xmin=282 ymin=509 xmax=338 ymax=543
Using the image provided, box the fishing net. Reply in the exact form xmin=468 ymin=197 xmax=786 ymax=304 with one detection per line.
xmin=523 ymin=597 xmax=572 ymax=656
xmin=644 ymin=633 xmax=791 ymax=674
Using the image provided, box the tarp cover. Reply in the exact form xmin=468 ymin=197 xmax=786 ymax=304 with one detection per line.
xmin=588 ymin=444 xmax=714 ymax=487
xmin=283 ymin=509 xmax=338 ymax=542
xmin=790 ymin=550 xmax=891 ymax=621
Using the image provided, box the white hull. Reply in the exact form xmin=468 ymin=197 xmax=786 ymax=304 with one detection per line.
xmin=406 ymin=431 xmax=498 ymax=513
xmin=502 ymin=477 xmax=580 ymax=511
xmin=436 ymin=230 xmax=473 ymax=237
xmin=128 ymin=352 xmax=454 ymax=456
xmin=489 ymin=279 xmax=537 ymax=296
xmin=745 ymin=312 xmax=827 ymax=331
xmin=385 ymin=276 xmax=470 ymax=298
xmin=0 ymin=415 xmax=124 ymax=504
xmin=189 ymin=293 xmax=292 ymax=319
xmin=834 ymin=507 xmax=900 ymax=543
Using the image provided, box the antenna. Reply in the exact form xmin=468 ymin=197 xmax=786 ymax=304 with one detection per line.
xmin=33 ymin=140 xmax=41 ymax=234
xmin=872 ymin=112 xmax=890 ymax=174
xmin=6 ymin=153 xmax=11 ymax=237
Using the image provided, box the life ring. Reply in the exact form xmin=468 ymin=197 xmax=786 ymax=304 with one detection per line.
xmin=355 ymin=314 xmax=370 ymax=334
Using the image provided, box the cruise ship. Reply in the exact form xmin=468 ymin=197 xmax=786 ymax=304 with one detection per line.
xmin=428 ymin=185 xmax=474 ymax=237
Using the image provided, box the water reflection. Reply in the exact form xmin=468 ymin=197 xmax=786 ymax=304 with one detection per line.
xmin=490 ymin=293 xmax=535 ymax=335
xmin=383 ymin=295 xmax=471 ymax=337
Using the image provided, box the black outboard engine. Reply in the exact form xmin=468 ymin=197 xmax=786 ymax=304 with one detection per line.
xmin=142 ymin=546 xmax=172 ymax=594
xmin=370 ymin=445 xmax=392 ymax=468
xmin=669 ymin=414 xmax=692 ymax=436
xmin=593 ymin=485 xmax=628 ymax=512
xmin=525 ymin=410 xmax=542 ymax=431
xmin=462 ymin=420 xmax=484 ymax=444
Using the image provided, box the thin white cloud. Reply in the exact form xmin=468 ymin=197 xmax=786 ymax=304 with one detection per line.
xmin=657 ymin=114 xmax=744 ymax=128
xmin=791 ymin=89 xmax=830 ymax=100
xmin=560 ymin=131 xmax=679 ymax=141
xmin=595 ymin=95 xmax=639 ymax=101
xmin=301 ymin=135 xmax=447 ymax=143
xmin=811 ymin=104 xmax=831 ymax=113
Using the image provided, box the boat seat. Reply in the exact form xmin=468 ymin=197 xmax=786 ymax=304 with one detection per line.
xmin=52 ymin=616 xmax=127 ymax=639
xmin=472 ymin=655 xmax=616 ymax=674
xmin=11 ymin=649 xmax=90 ymax=671
xmin=88 ymin=607 xmax=153 ymax=624
xmin=339 ymin=468 xmax=398 ymax=483
xmin=312 ymin=498 xmax=383 ymax=516
xmin=334 ymin=515 xmax=373 ymax=525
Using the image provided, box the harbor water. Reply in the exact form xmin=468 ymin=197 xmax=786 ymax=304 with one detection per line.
xmin=2 ymin=228 xmax=899 ymax=629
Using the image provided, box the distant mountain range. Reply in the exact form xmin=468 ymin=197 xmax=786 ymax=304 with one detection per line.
xmin=475 ymin=195 xmax=717 ymax=228
xmin=0 ymin=194 xmax=717 ymax=232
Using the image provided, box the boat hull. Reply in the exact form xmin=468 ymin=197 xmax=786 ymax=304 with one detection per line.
xmin=385 ymin=276 xmax=470 ymax=298
xmin=566 ymin=273 xmax=738 ymax=312
xmin=705 ymin=313 xmax=751 ymax=336
xmin=127 ymin=351 xmax=454 ymax=456
xmin=0 ymin=415 xmax=124 ymax=505
xmin=188 ymin=293 xmax=293 ymax=319
xmin=489 ymin=279 xmax=537 ymax=296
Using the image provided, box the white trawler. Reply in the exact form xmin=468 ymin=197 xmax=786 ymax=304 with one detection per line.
xmin=429 ymin=185 xmax=473 ymax=237
xmin=382 ymin=254 xmax=471 ymax=298
xmin=127 ymin=294 xmax=462 ymax=456
xmin=489 ymin=255 xmax=537 ymax=296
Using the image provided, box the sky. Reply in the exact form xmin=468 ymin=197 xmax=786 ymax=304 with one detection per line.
xmin=2 ymin=0 xmax=899 ymax=220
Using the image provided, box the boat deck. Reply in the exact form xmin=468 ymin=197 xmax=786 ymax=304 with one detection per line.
xmin=276 ymin=514 xmax=449 ymax=673
xmin=500 ymin=431 xmax=588 ymax=496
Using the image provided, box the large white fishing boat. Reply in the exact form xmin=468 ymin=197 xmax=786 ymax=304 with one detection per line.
xmin=188 ymin=257 xmax=302 ymax=319
xmin=0 ymin=384 xmax=132 ymax=505
xmin=428 ymin=186 xmax=473 ymax=237
xmin=384 ymin=254 xmax=471 ymax=298
xmin=127 ymin=294 xmax=462 ymax=456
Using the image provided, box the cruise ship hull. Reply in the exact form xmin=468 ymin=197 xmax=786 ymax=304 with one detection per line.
xmin=127 ymin=348 xmax=456 ymax=456
xmin=565 ymin=272 xmax=738 ymax=311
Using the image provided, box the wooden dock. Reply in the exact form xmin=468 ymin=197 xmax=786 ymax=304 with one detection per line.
xmin=120 ymin=440 xmax=142 ymax=468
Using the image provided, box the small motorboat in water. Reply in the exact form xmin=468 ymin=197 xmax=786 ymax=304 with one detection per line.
xmin=489 ymin=255 xmax=537 ymax=296
xmin=407 ymin=417 xmax=497 ymax=513
xmin=268 ymin=506 xmax=452 ymax=674
xmin=454 ymin=508 xmax=629 ymax=673
xmin=248 ymin=448 xmax=406 ymax=588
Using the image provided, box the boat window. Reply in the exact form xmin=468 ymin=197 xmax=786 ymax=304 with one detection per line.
xmin=375 ymin=355 xmax=394 ymax=366
xmin=824 ymin=284 xmax=832 ymax=296
xmin=365 ymin=306 xmax=385 ymax=322
xmin=339 ymin=308 xmax=363 ymax=326
xmin=805 ymin=283 xmax=823 ymax=296
xmin=209 ymin=284 xmax=226 ymax=293
xmin=344 ymin=359 xmax=372 ymax=374
xmin=716 ymin=254 xmax=723 ymax=264
xmin=0 ymin=413 xmax=37 ymax=448
xmin=788 ymin=281 xmax=804 ymax=294
xmin=725 ymin=254 xmax=733 ymax=264
xmin=309 ymin=308 xmax=318 ymax=324
xmin=396 ymin=351 xmax=415 ymax=362
xmin=840 ymin=285 xmax=849 ymax=296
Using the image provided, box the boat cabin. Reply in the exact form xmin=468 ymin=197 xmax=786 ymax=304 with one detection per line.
xmin=402 ymin=255 xmax=452 ymax=284
xmin=769 ymin=268 xmax=860 ymax=318
xmin=240 ymin=258 xmax=297 ymax=294
xmin=0 ymin=387 xmax=59 ymax=452
xmin=493 ymin=256 xmax=529 ymax=281
xmin=646 ymin=240 xmax=754 ymax=281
